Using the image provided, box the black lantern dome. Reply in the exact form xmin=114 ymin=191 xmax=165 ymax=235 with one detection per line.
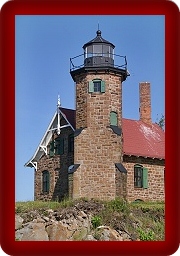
xmin=83 ymin=30 xmax=115 ymax=67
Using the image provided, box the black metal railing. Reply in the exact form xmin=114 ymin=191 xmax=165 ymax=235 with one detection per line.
xmin=70 ymin=53 xmax=127 ymax=72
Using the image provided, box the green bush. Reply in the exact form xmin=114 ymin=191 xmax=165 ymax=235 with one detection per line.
xmin=106 ymin=198 xmax=128 ymax=213
xmin=138 ymin=228 xmax=155 ymax=241
xmin=91 ymin=215 xmax=102 ymax=229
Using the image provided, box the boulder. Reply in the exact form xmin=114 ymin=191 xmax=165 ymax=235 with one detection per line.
xmin=15 ymin=215 xmax=24 ymax=230
xmin=85 ymin=235 xmax=97 ymax=241
xmin=20 ymin=222 xmax=49 ymax=241
xmin=97 ymin=226 xmax=123 ymax=241
xmin=46 ymin=222 xmax=73 ymax=241
xmin=72 ymin=227 xmax=88 ymax=241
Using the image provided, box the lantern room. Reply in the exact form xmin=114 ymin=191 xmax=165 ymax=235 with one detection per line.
xmin=83 ymin=30 xmax=115 ymax=67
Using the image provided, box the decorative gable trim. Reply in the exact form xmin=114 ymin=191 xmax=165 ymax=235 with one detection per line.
xmin=25 ymin=108 xmax=75 ymax=169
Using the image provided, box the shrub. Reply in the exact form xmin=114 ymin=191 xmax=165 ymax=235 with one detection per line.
xmin=138 ymin=228 xmax=155 ymax=241
xmin=91 ymin=215 xmax=102 ymax=229
xmin=106 ymin=198 xmax=128 ymax=213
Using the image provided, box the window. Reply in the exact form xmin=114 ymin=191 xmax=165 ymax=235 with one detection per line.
xmin=55 ymin=137 xmax=64 ymax=155
xmin=93 ymin=45 xmax=103 ymax=56
xmin=110 ymin=111 xmax=118 ymax=126
xmin=89 ymin=79 xmax=105 ymax=93
xmin=49 ymin=141 xmax=55 ymax=157
xmin=68 ymin=134 xmax=74 ymax=152
xmin=93 ymin=81 xmax=101 ymax=92
xmin=49 ymin=138 xmax=64 ymax=156
xmin=42 ymin=170 xmax=50 ymax=193
xmin=134 ymin=165 xmax=148 ymax=188
xmin=86 ymin=45 xmax=93 ymax=58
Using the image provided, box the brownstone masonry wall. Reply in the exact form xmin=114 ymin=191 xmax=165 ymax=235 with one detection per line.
xmin=123 ymin=155 xmax=165 ymax=202
xmin=139 ymin=82 xmax=152 ymax=125
xmin=35 ymin=154 xmax=61 ymax=201
xmin=73 ymin=71 xmax=124 ymax=200
xmin=75 ymin=73 xmax=88 ymax=129
xmin=35 ymin=126 xmax=74 ymax=201
xmin=115 ymin=170 xmax=127 ymax=200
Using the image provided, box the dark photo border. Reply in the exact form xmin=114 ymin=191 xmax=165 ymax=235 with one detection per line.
xmin=0 ymin=0 xmax=179 ymax=255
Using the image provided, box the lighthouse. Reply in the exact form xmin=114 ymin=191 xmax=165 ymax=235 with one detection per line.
xmin=70 ymin=30 xmax=129 ymax=200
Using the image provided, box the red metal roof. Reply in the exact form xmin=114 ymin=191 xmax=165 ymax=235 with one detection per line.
xmin=122 ymin=118 xmax=165 ymax=159
xmin=61 ymin=108 xmax=165 ymax=159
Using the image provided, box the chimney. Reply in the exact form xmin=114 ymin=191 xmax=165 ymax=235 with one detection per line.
xmin=139 ymin=82 xmax=152 ymax=125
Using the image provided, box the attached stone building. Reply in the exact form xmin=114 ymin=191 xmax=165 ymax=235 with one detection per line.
xmin=25 ymin=30 xmax=165 ymax=202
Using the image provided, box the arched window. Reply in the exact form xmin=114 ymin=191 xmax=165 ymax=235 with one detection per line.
xmin=42 ymin=170 xmax=50 ymax=193
xmin=110 ymin=111 xmax=118 ymax=126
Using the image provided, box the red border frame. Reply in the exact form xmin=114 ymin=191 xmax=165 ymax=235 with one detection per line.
xmin=0 ymin=0 xmax=179 ymax=255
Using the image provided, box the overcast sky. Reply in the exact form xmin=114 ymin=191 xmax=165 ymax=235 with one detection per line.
xmin=15 ymin=15 xmax=165 ymax=202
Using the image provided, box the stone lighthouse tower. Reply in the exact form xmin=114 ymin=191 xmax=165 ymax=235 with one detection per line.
xmin=70 ymin=30 xmax=129 ymax=200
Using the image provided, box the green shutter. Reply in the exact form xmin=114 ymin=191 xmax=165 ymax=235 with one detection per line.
xmin=89 ymin=81 xmax=94 ymax=92
xmin=49 ymin=141 xmax=54 ymax=157
xmin=101 ymin=80 xmax=105 ymax=93
xmin=55 ymin=138 xmax=60 ymax=155
xmin=59 ymin=138 xmax=64 ymax=155
xmin=143 ymin=167 xmax=148 ymax=188
xmin=55 ymin=138 xmax=64 ymax=155
xmin=110 ymin=111 xmax=118 ymax=126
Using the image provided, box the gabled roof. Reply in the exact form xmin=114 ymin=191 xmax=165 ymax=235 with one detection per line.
xmin=25 ymin=107 xmax=75 ymax=169
xmin=122 ymin=119 xmax=165 ymax=159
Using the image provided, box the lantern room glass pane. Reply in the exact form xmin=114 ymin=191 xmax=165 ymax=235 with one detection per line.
xmin=103 ymin=45 xmax=109 ymax=57
xmin=93 ymin=45 xmax=103 ymax=56
xmin=86 ymin=45 xmax=93 ymax=57
xmin=109 ymin=46 xmax=113 ymax=59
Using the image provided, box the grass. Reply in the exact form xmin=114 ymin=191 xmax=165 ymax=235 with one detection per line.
xmin=16 ymin=198 xmax=74 ymax=213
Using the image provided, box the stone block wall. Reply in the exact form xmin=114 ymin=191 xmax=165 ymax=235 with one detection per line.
xmin=123 ymin=155 xmax=165 ymax=202
xmin=139 ymin=82 xmax=152 ymax=125
xmin=73 ymin=71 xmax=124 ymax=200
xmin=115 ymin=170 xmax=127 ymax=199
xmin=75 ymin=73 xmax=88 ymax=129
xmin=35 ymin=126 xmax=74 ymax=201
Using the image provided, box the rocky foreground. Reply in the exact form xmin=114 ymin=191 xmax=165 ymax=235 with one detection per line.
xmin=15 ymin=199 xmax=164 ymax=241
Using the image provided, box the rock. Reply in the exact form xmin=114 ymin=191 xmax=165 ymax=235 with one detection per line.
xmin=117 ymin=230 xmax=133 ymax=241
xmin=42 ymin=216 xmax=50 ymax=222
xmin=36 ymin=217 xmax=45 ymax=223
xmin=46 ymin=209 xmax=53 ymax=214
xmin=46 ymin=222 xmax=73 ymax=241
xmin=15 ymin=215 xmax=24 ymax=230
xmin=97 ymin=226 xmax=123 ymax=241
xmin=72 ymin=227 xmax=88 ymax=241
xmin=67 ymin=219 xmax=78 ymax=231
xmin=85 ymin=235 xmax=97 ymax=241
xmin=78 ymin=211 xmax=87 ymax=218
xmin=77 ymin=215 xmax=84 ymax=222
xmin=20 ymin=223 xmax=49 ymax=241
xmin=16 ymin=227 xmax=28 ymax=241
